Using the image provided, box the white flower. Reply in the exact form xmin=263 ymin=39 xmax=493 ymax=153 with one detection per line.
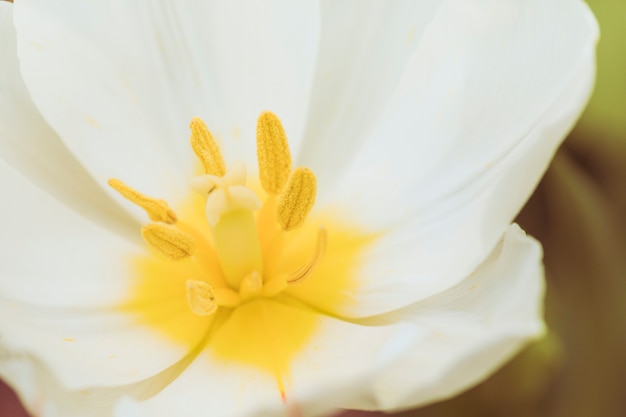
xmin=0 ymin=1 xmax=597 ymax=417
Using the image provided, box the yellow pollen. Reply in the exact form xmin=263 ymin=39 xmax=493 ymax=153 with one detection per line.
xmin=190 ymin=117 xmax=226 ymax=177
xmin=277 ymin=167 xmax=317 ymax=231
xmin=186 ymin=280 xmax=218 ymax=316
xmin=287 ymin=227 xmax=327 ymax=284
xmin=141 ymin=223 xmax=196 ymax=261
xmin=108 ymin=179 xmax=177 ymax=224
xmin=256 ymin=111 xmax=292 ymax=195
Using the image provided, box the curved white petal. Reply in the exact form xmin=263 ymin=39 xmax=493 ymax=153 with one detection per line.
xmin=13 ymin=0 xmax=320 ymax=206
xmin=0 ymin=351 xmax=115 ymax=417
xmin=0 ymin=337 xmax=205 ymax=417
xmin=325 ymin=0 xmax=597 ymax=317
xmin=0 ymin=160 xmax=208 ymax=389
xmin=339 ymin=225 xmax=545 ymax=410
xmin=109 ymin=309 xmax=418 ymax=417
xmin=0 ymin=3 xmax=136 ymax=240
xmin=298 ymin=0 xmax=444 ymax=188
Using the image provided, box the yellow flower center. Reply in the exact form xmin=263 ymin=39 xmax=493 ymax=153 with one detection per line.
xmin=111 ymin=112 xmax=375 ymax=397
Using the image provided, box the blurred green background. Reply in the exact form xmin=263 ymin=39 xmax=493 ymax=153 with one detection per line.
xmin=575 ymin=0 xmax=626 ymax=141
xmin=1 ymin=0 xmax=625 ymax=416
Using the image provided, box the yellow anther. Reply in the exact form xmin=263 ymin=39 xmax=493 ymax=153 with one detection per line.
xmin=190 ymin=117 xmax=226 ymax=177
xmin=287 ymin=227 xmax=327 ymax=285
xmin=141 ymin=223 xmax=196 ymax=261
xmin=256 ymin=111 xmax=292 ymax=195
xmin=108 ymin=179 xmax=177 ymax=224
xmin=186 ymin=280 xmax=218 ymax=316
xmin=276 ymin=167 xmax=317 ymax=231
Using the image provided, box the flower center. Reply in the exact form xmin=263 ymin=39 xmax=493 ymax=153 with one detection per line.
xmin=110 ymin=112 xmax=325 ymax=315
xmin=111 ymin=112 xmax=376 ymax=395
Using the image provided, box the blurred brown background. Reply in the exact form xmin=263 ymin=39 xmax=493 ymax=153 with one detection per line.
xmin=1 ymin=0 xmax=625 ymax=416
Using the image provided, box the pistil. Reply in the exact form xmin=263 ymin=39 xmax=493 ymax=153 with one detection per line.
xmin=212 ymin=209 xmax=264 ymax=290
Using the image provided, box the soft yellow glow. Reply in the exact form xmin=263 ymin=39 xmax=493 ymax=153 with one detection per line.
xmin=120 ymin=193 xmax=221 ymax=348
xmin=108 ymin=178 xmax=177 ymax=224
xmin=256 ymin=111 xmax=292 ymax=195
xmin=277 ymin=167 xmax=317 ymax=231
xmin=264 ymin=206 xmax=378 ymax=315
xmin=210 ymin=299 xmax=319 ymax=378
xmin=123 ymin=188 xmax=375 ymax=378
xmin=123 ymin=252 xmax=215 ymax=348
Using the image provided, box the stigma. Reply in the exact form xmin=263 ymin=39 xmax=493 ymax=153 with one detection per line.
xmin=109 ymin=111 xmax=324 ymax=316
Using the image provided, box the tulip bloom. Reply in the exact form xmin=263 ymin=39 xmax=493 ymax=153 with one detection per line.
xmin=0 ymin=1 xmax=597 ymax=417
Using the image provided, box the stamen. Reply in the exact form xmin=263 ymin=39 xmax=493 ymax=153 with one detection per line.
xmin=108 ymin=179 xmax=177 ymax=224
xmin=287 ymin=227 xmax=327 ymax=284
xmin=256 ymin=111 xmax=292 ymax=195
xmin=213 ymin=287 xmax=242 ymax=308
xmin=141 ymin=223 xmax=196 ymax=260
xmin=276 ymin=167 xmax=317 ymax=231
xmin=186 ymin=280 xmax=218 ymax=316
xmin=190 ymin=117 xmax=226 ymax=177
xmin=239 ymin=271 xmax=263 ymax=301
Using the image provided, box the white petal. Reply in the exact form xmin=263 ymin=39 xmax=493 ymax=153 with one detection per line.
xmin=326 ymin=0 xmax=597 ymax=317
xmin=0 ymin=339 xmax=204 ymax=417
xmin=0 ymin=3 xmax=136 ymax=239
xmin=13 ymin=0 xmax=320 ymax=205
xmin=346 ymin=225 xmax=545 ymax=410
xmin=0 ymin=160 xmax=208 ymax=389
xmin=0 ymin=352 xmax=114 ymax=417
xmin=333 ymin=0 xmax=598 ymax=201
xmin=109 ymin=306 xmax=420 ymax=417
xmin=298 ymin=0 xmax=444 ymax=188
